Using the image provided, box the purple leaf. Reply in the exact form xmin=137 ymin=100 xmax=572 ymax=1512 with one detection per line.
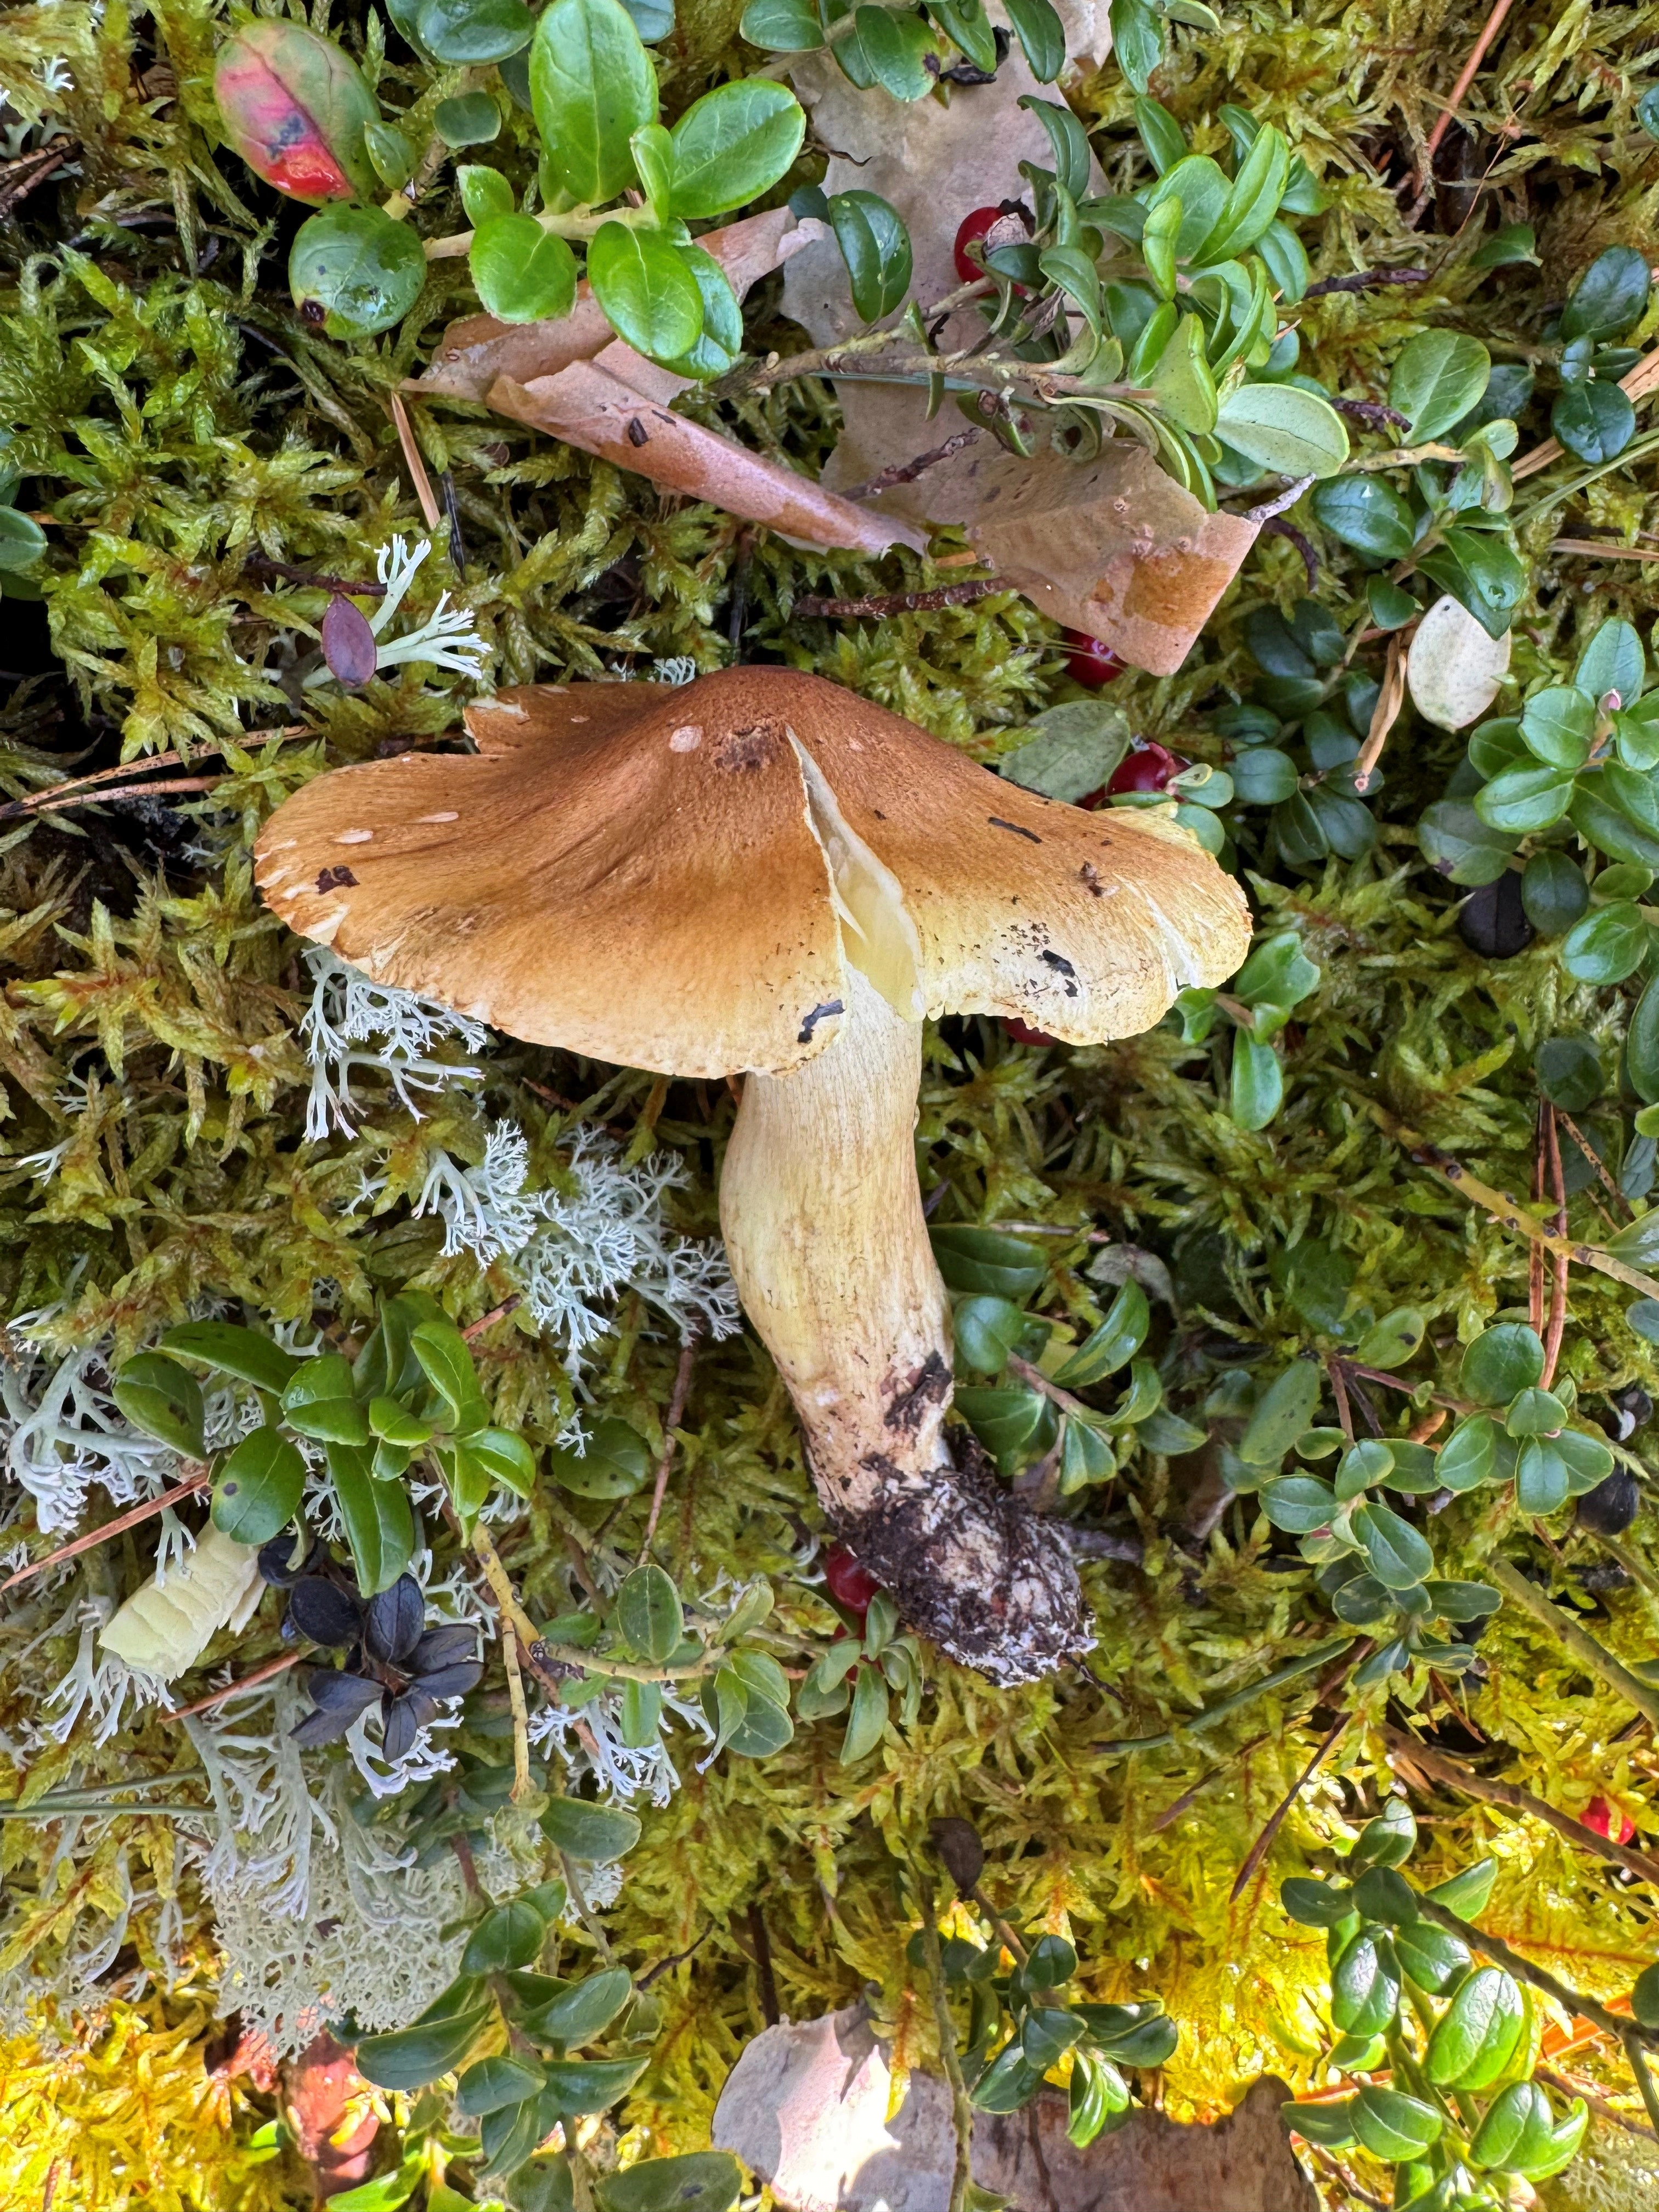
xmin=321 ymin=592 xmax=379 ymax=688
xmin=286 ymin=1575 xmax=363 ymax=1646
xmin=364 ymin=1573 xmax=426 ymax=1665
xmin=382 ymin=1687 xmax=440 ymax=1761
xmin=415 ymin=1659 xmax=484 ymax=1700
xmin=410 ymin=1623 xmax=479 ymax=1674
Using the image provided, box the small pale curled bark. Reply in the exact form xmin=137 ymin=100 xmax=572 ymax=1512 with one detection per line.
xmin=489 ymin=363 xmax=927 ymax=557
xmin=712 ymin=2006 xmax=1319 ymax=2212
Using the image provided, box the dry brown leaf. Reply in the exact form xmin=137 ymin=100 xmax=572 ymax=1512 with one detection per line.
xmin=488 ymin=363 xmax=927 ymax=555
xmin=711 ymin=2005 xmax=1319 ymax=2212
xmin=780 ymin=50 xmax=1252 ymax=674
xmin=960 ymin=438 xmax=1259 ymax=678
xmin=418 ymin=208 xmax=826 ymax=402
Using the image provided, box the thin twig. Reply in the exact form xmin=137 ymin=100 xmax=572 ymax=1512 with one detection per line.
xmin=556 ymin=1848 xmax=618 ymax=1966
xmin=1485 ymin=1554 xmax=1659 ymax=1733
xmin=1531 ymin=1099 xmax=1549 ymax=1338
xmin=1329 ymin=397 xmax=1413 ymax=432
xmin=840 ymin=429 xmax=981 ymax=502
xmin=1415 ymin=1896 xmax=1659 ymax=2050
xmin=462 ymin=1295 xmax=521 ymax=1341
xmin=637 ymin=1926 xmax=713 ymax=1988
xmin=1556 ymin=1111 xmax=1637 ymax=1221
xmin=1542 ymin=1102 xmax=1570 ymax=1389
xmin=795 ymin=578 xmax=1003 ymax=619
xmin=469 ymin=1519 xmax=712 ymax=1685
xmin=1326 ymin=1354 xmax=1356 ymax=1446
xmin=387 ymin=391 xmax=442 ymax=534
xmin=1239 ymin=473 xmax=1316 ymax=523
xmin=0 ymin=727 xmax=308 ymax=827
xmin=917 ymin=1871 xmax=976 ymax=2212
xmin=1362 ymin=1098 xmax=1659 ymax=1302
xmin=1536 ymin=2063 xmax=1657 ymax=2142
xmin=1303 ymin=2142 xmax=1389 ymax=2209
xmin=1304 ymin=270 xmax=1429 ymax=298
xmin=1232 ymin=1711 xmax=1354 ymax=1903
xmin=1092 ymin=1637 xmax=1357 ymax=1754
xmin=1149 ymin=1732 xmax=1272 ymax=1832
xmin=1005 ymin=1350 xmax=1094 ymax=1421
xmin=1623 ymin=2036 xmax=1659 ymax=2135
xmin=1261 ymin=517 xmax=1318 ymax=588
xmin=1423 ymin=0 xmax=1517 ymax=165
xmin=1550 ymin=539 xmax=1659 ymax=562
xmin=0 ymin=775 xmax=224 ymax=823
xmin=162 ymin=1652 xmax=301 ymax=1722
xmin=746 ymin=1900 xmax=781 ymax=2025
xmin=502 ymin=1627 xmax=534 ymax=1803
xmin=2 ymin=1468 xmax=211 ymax=1590
xmin=1382 ymin=1726 xmax=1659 ymax=1886
xmin=639 ymin=1329 xmax=701 ymax=1563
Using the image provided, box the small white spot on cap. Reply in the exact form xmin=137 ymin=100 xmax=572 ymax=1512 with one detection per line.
xmin=416 ymin=810 xmax=460 ymax=823
xmin=496 ymin=697 xmax=530 ymax=715
xmin=669 ymin=725 xmax=703 ymax=752
xmin=266 ymin=837 xmax=298 ymax=851
xmin=569 ymin=714 xmax=589 ymax=723
xmin=336 ymin=828 xmax=374 ymax=844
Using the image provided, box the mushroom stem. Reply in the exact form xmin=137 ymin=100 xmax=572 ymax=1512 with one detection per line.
xmin=720 ymin=968 xmax=1091 ymax=1685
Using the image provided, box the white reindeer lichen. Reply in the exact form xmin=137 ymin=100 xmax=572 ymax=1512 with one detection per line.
xmin=300 ymin=946 xmax=489 ymax=1140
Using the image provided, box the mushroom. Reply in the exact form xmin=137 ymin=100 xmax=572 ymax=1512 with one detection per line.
xmin=253 ymin=671 xmax=1249 ymax=1684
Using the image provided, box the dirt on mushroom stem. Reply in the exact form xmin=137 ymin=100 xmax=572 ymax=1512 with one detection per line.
xmin=720 ymin=967 xmax=1092 ymax=1684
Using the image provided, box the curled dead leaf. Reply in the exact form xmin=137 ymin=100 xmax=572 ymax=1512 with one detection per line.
xmin=488 ymin=363 xmax=927 ymax=556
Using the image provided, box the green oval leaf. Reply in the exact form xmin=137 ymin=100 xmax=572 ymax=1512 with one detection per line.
xmin=471 ymin=215 xmax=579 ymax=325
xmin=162 ymin=1321 xmax=302 ymax=1396
xmin=1309 ymin=473 xmax=1416 ymax=563
xmin=213 ymin=1425 xmax=306 ymax=1544
xmin=930 ymin=1226 xmax=1046 ymax=1299
xmin=616 ymin=1563 xmax=683 ymax=1663
xmin=586 ymin=223 xmax=704 ymax=364
xmin=1426 ymin=1965 xmax=1525 ymax=2089
xmin=1389 ymin=330 xmax=1491 ymax=441
xmin=828 ymin=189 xmax=913 ymax=325
xmin=419 ymin=0 xmax=535 ymax=62
xmin=667 ymin=79 xmax=804 ymax=220
xmin=530 ymin=0 xmax=658 ymax=207
xmin=114 ymin=1353 xmax=206 ymax=1457
xmin=1215 ymin=383 xmax=1350 ymax=478
xmin=525 ymin=1965 xmax=634 ymax=2046
xmin=548 ymin=1417 xmax=653 ymax=1498
xmin=540 ymin=1796 xmax=642 ymax=1863
xmin=596 ymin=2153 xmax=743 ymax=2212
xmin=289 ymin=205 xmax=426 ymax=340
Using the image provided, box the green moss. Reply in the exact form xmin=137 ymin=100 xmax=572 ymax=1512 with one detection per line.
xmin=3 ymin=1 xmax=1659 ymax=2205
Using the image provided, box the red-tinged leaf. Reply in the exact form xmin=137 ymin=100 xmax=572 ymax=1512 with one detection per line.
xmin=214 ymin=22 xmax=380 ymax=204
xmin=321 ymin=594 xmax=379 ymax=687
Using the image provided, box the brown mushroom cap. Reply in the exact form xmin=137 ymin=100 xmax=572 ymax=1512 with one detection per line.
xmin=253 ymin=669 xmax=1249 ymax=1073
xmin=256 ymin=680 xmax=847 ymax=1078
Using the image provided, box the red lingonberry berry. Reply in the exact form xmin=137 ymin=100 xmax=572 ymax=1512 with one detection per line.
xmin=822 ymin=1543 xmax=882 ymax=1622
xmin=1060 ymin=629 xmax=1127 ymax=689
xmin=953 ymin=206 xmax=1003 ymax=283
xmin=1005 ymin=1018 xmax=1061 ymax=1046
xmin=1105 ymin=740 xmax=1187 ymax=797
xmin=1583 ymin=1795 xmax=1637 ymax=1846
